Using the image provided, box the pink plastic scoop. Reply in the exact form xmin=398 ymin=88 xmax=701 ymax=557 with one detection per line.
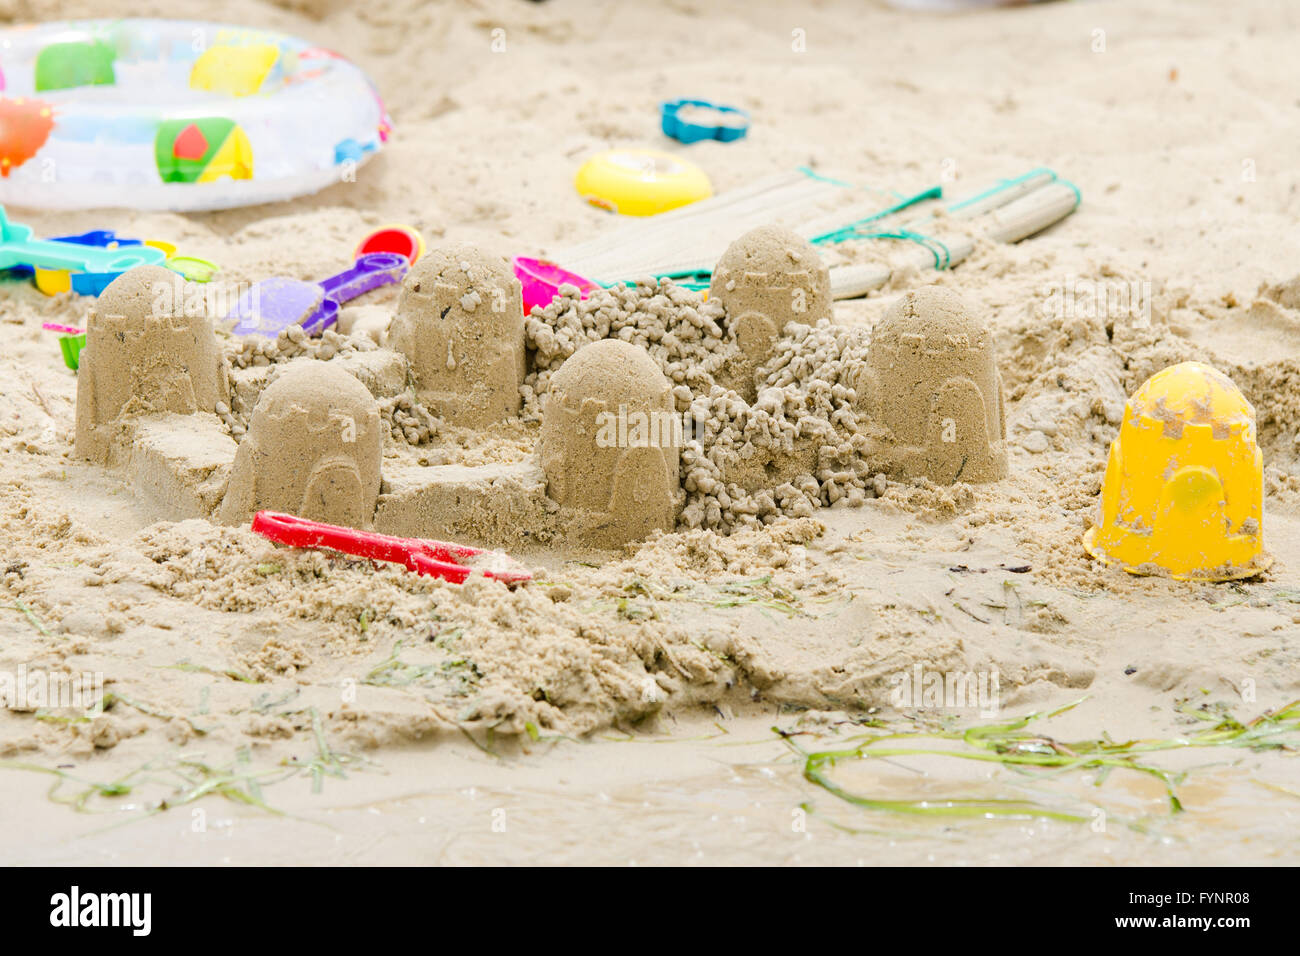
xmin=514 ymin=257 xmax=600 ymax=315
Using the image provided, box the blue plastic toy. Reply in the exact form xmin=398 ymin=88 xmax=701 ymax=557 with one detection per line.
xmin=661 ymin=99 xmax=750 ymax=144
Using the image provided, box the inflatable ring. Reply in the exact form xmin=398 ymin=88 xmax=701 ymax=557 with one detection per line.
xmin=0 ymin=18 xmax=390 ymax=211
xmin=574 ymin=149 xmax=712 ymax=217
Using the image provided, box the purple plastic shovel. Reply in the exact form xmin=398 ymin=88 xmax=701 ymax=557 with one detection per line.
xmin=228 ymin=252 xmax=409 ymax=337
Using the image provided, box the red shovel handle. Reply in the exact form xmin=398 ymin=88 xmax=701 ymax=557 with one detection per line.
xmin=251 ymin=511 xmax=418 ymax=568
xmin=410 ymin=552 xmax=471 ymax=584
xmin=250 ymin=511 xmax=532 ymax=585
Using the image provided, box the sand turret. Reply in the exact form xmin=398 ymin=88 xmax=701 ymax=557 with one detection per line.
xmin=387 ymin=242 xmax=526 ymax=427
xmin=710 ymin=226 xmax=831 ymax=399
xmin=74 ymin=265 xmax=230 ymax=462
xmin=218 ymin=362 xmax=382 ymax=527
xmin=859 ymin=286 xmax=1008 ymax=484
xmin=539 ymin=340 xmax=682 ymax=548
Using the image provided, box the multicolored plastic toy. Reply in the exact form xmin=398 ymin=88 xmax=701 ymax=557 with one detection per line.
xmin=228 ymin=251 xmax=409 ymax=337
xmin=514 ymin=257 xmax=600 ymax=315
xmin=0 ymin=19 xmax=390 ymax=211
xmin=1083 ymin=362 xmax=1271 ymax=582
xmin=575 ymin=149 xmax=713 ymax=216
xmin=28 ymin=230 xmax=143 ymax=296
xmin=16 ymin=228 xmax=220 ymax=296
xmin=139 ymin=241 xmax=220 ymax=284
xmin=0 ymin=207 xmax=164 ymax=274
xmin=250 ymin=511 xmax=533 ymax=585
xmin=42 ymin=323 xmax=87 ymax=370
xmin=660 ymin=99 xmax=750 ymax=145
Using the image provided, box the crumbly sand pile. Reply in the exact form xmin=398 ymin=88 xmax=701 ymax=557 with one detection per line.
xmin=525 ymin=279 xmax=886 ymax=531
xmin=523 ymin=277 xmax=733 ymax=414
xmin=222 ymin=327 xmax=441 ymax=446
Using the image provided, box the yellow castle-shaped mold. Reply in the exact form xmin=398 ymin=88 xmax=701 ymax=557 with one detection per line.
xmin=1083 ymin=361 xmax=1270 ymax=582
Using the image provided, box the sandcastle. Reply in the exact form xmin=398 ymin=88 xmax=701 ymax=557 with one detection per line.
xmin=387 ymin=242 xmax=526 ymax=427
xmin=709 ymin=225 xmax=832 ymax=400
xmin=526 ymin=274 xmax=1013 ymax=532
xmin=218 ymin=362 xmax=383 ymax=528
xmin=72 ymin=266 xmax=237 ymax=518
xmin=71 ymin=237 xmax=1017 ymax=551
xmin=858 ymin=287 xmax=1009 ymax=484
xmin=539 ymin=339 xmax=683 ymax=547
xmin=75 ymin=265 xmax=231 ymax=463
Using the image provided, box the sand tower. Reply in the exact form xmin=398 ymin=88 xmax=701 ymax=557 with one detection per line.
xmin=387 ymin=242 xmax=526 ymax=428
xmin=539 ymin=340 xmax=683 ymax=548
xmin=710 ymin=225 xmax=832 ymax=399
xmin=218 ymin=362 xmax=383 ymax=528
xmin=859 ymin=286 xmax=1008 ymax=484
xmin=74 ymin=265 xmax=230 ymax=462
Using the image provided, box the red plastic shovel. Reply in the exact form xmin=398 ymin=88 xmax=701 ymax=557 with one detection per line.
xmin=250 ymin=511 xmax=532 ymax=585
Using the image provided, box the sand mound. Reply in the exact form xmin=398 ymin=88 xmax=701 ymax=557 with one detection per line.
xmin=218 ymin=361 xmax=383 ymax=527
xmin=74 ymin=266 xmax=231 ymax=462
xmin=709 ymin=225 xmax=832 ymax=399
xmin=388 ymin=242 xmax=526 ymax=427
xmin=862 ymin=286 xmax=1009 ymax=483
xmin=539 ymin=339 xmax=682 ymax=547
xmin=709 ymin=225 xmax=832 ymax=323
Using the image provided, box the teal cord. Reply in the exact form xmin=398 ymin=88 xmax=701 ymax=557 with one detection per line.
xmin=809 ymin=184 xmax=944 ymax=246
xmin=851 ymin=229 xmax=952 ymax=270
xmin=794 ymin=165 xmax=858 ymax=189
xmin=1057 ymin=176 xmax=1083 ymax=210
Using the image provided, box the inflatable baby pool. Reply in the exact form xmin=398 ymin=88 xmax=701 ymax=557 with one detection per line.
xmin=0 ymin=19 xmax=390 ymax=211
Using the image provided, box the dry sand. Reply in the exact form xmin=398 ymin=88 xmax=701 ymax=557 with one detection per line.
xmin=2 ymin=0 xmax=1299 ymax=865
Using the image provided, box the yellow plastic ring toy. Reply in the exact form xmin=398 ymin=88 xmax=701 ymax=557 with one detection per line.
xmin=574 ymin=149 xmax=712 ymax=217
